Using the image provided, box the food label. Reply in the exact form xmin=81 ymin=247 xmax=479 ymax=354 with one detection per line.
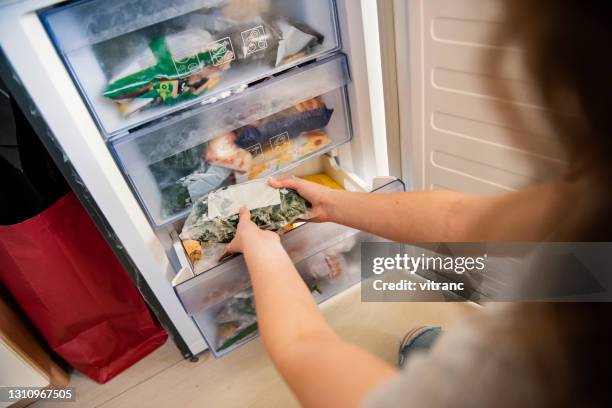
xmin=208 ymin=37 xmax=236 ymax=66
xmin=173 ymin=54 xmax=202 ymax=78
xmin=269 ymin=132 xmax=290 ymax=153
xmin=207 ymin=179 xmax=281 ymax=219
xmin=166 ymin=30 xmax=213 ymax=77
xmin=241 ymin=25 xmax=268 ymax=55
xmin=245 ymin=143 xmax=264 ymax=157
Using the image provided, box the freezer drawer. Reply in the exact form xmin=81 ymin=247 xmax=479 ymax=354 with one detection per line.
xmin=175 ymin=178 xmax=406 ymax=357
xmin=176 ymin=222 xmax=360 ymax=316
xmin=111 ymin=54 xmax=352 ymax=227
xmin=40 ymin=0 xmax=341 ymax=136
xmin=194 ymin=231 xmax=367 ymax=356
xmin=172 ymin=155 xmax=369 ymax=284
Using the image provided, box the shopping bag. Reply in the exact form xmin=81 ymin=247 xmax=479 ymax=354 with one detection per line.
xmin=0 ymin=192 xmax=167 ymax=383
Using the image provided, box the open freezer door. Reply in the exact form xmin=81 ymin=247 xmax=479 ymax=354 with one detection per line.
xmin=389 ymin=0 xmax=567 ymax=193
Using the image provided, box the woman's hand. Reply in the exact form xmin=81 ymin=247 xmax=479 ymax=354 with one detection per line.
xmin=269 ymin=176 xmax=337 ymax=222
xmin=226 ymin=207 xmax=280 ymax=254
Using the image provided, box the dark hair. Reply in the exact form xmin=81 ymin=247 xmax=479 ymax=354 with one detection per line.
xmin=491 ymin=0 xmax=612 ymax=239
xmin=495 ymin=2 xmax=612 ymax=407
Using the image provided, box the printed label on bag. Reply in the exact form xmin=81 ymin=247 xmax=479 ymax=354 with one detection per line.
xmin=245 ymin=143 xmax=264 ymax=157
xmin=208 ymin=37 xmax=236 ymax=66
xmin=173 ymin=54 xmax=202 ymax=78
xmin=269 ymin=132 xmax=290 ymax=153
xmin=241 ymin=25 xmax=268 ymax=56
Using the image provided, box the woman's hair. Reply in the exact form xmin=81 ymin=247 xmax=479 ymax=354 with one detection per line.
xmin=496 ymin=2 xmax=611 ymax=406
xmin=496 ymin=0 xmax=612 ymax=239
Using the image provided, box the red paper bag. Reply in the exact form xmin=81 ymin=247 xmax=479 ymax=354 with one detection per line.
xmin=0 ymin=193 xmax=167 ymax=383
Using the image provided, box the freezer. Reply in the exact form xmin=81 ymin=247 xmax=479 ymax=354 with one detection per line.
xmin=0 ymin=0 xmax=392 ymax=359
xmin=0 ymin=0 xmax=569 ymax=363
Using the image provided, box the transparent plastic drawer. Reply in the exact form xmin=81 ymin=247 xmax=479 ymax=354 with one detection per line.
xmin=111 ymin=54 xmax=352 ymax=227
xmin=175 ymin=178 xmax=406 ymax=357
xmin=176 ymin=222 xmax=359 ymax=317
xmin=192 ymin=232 xmax=366 ymax=357
xmin=40 ymin=0 xmax=341 ymax=136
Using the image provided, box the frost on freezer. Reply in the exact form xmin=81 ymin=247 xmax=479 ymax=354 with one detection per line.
xmin=145 ymin=97 xmax=333 ymax=220
xmin=97 ymin=0 xmax=326 ymax=117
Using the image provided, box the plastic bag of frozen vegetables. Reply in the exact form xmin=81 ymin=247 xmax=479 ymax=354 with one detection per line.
xmin=180 ymin=178 xmax=311 ymax=256
xmin=215 ymin=289 xmax=257 ymax=351
xmin=103 ymin=29 xmax=233 ymax=116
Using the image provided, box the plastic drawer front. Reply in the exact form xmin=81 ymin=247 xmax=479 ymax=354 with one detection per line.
xmin=40 ymin=0 xmax=341 ymax=136
xmin=111 ymin=54 xmax=352 ymax=227
xmin=174 ymin=179 xmax=406 ymax=357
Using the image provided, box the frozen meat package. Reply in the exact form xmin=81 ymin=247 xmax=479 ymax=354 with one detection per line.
xmin=180 ymin=178 xmax=311 ymax=267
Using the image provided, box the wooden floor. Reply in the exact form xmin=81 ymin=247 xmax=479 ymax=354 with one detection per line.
xmin=33 ymin=286 xmax=476 ymax=408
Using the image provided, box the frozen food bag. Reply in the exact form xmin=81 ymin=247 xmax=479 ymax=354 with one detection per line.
xmin=199 ymin=98 xmax=334 ymax=182
xmin=273 ymin=18 xmax=324 ymax=66
xmin=180 ymin=164 xmax=233 ymax=202
xmin=149 ymin=144 xmax=206 ymax=190
xmin=245 ymin=131 xmax=331 ymax=180
xmin=205 ymin=132 xmax=253 ymax=172
xmin=146 ymin=141 xmax=233 ymax=218
xmin=103 ymin=29 xmax=232 ymax=113
xmin=183 ymin=6 xmax=324 ymax=66
xmin=159 ymin=166 xmax=234 ymax=219
xmin=216 ymin=290 xmax=258 ymax=351
xmin=177 ymin=7 xmax=279 ymax=64
xmin=180 ymin=178 xmax=311 ymax=244
xmin=235 ymin=99 xmax=333 ymax=149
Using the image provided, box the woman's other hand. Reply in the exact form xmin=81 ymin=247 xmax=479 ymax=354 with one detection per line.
xmin=269 ymin=176 xmax=337 ymax=222
xmin=226 ymin=207 xmax=280 ymax=254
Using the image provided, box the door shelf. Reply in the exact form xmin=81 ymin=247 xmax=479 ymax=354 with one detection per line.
xmin=174 ymin=177 xmax=405 ymax=357
xmin=40 ymin=0 xmax=342 ymax=136
xmin=111 ymin=54 xmax=352 ymax=228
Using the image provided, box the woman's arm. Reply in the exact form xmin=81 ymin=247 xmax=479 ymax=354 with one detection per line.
xmin=227 ymin=209 xmax=397 ymax=408
xmin=270 ymin=177 xmax=572 ymax=242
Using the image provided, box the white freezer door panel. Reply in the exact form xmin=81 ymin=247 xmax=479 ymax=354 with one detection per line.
xmin=397 ymin=0 xmax=567 ymax=193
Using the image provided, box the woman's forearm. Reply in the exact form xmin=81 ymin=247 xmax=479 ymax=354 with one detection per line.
xmin=324 ymin=183 xmax=570 ymax=242
xmin=242 ymin=238 xmax=396 ymax=407
xmin=325 ymin=189 xmax=464 ymax=242
xmin=243 ymin=238 xmax=336 ymax=357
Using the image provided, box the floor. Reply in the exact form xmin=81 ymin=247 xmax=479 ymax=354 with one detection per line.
xmin=33 ymin=286 xmax=477 ymax=408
